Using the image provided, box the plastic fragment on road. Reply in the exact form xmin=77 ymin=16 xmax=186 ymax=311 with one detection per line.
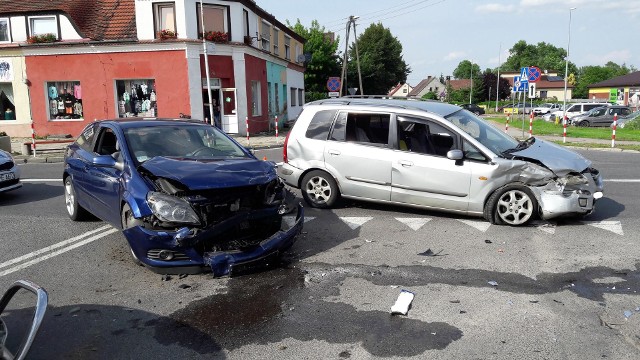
xmin=488 ymin=281 xmax=498 ymax=287
xmin=391 ymin=290 xmax=415 ymax=316
xmin=624 ymin=310 xmax=633 ymax=319
xmin=418 ymin=249 xmax=435 ymax=256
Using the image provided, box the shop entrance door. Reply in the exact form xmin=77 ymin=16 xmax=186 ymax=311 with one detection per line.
xmin=221 ymin=88 xmax=238 ymax=133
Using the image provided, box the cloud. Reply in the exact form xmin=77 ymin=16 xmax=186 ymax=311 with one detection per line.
xmin=444 ymin=51 xmax=466 ymax=61
xmin=476 ymin=3 xmax=515 ymax=13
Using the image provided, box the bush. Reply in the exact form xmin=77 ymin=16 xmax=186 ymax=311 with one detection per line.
xmin=0 ymin=131 xmax=7 ymax=136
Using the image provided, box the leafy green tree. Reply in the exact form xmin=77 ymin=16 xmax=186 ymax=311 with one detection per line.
xmin=346 ymin=23 xmax=410 ymax=95
xmin=572 ymin=62 xmax=634 ymax=98
xmin=453 ymin=60 xmax=481 ymax=80
xmin=480 ymin=70 xmax=511 ymax=102
xmin=501 ymin=40 xmax=578 ymax=77
xmin=421 ymin=91 xmax=438 ymax=100
xmin=289 ymin=20 xmax=341 ymax=95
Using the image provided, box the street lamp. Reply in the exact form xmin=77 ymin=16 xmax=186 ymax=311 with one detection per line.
xmin=562 ymin=7 xmax=577 ymax=134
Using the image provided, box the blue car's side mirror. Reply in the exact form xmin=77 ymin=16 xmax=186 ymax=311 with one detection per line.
xmin=92 ymin=155 xmax=124 ymax=171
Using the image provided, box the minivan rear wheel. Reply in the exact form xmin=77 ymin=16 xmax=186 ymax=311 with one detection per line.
xmin=301 ymin=170 xmax=340 ymax=208
xmin=485 ymin=184 xmax=537 ymax=226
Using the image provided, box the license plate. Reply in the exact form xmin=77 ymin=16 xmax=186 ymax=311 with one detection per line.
xmin=0 ymin=172 xmax=15 ymax=181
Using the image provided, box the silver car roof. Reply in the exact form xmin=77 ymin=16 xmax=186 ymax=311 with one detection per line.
xmin=305 ymin=96 xmax=462 ymax=118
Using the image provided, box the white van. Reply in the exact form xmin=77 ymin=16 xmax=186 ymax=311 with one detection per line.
xmin=549 ymin=103 xmax=609 ymax=122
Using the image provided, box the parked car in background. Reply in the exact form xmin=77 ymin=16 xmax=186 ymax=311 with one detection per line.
xmin=460 ymin=103 xmax=485 ymax=115
xmin=279 ymin=97 xmax=604 ymax=226
xmin=533 ymin=103 xmax=561 ymax=115
xmin=572 ymin=105 xmax=631 ymax=127
xmin=503 ymin=103 xmax=533 ymax=114
xmin=611 ymin=110 xmax=640 ymax=129
xmin=548 ymin=102 xmax=609 ymax=122
xmin=0 ymin=149 xmax=22 ymax=193
xmin=63 ymin=119 xmax=303 ymax=276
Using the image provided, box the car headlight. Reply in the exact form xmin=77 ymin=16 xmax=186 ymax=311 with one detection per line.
xmin=147 ymin=192 xmax=200 ymax=225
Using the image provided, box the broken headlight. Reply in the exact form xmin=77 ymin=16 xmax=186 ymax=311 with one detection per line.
xmin=263 ymin=178 xmax=284 ymax=206
xmin=560 ymin=173 xmax=589 ymax=186
xmin=147 ymin=192 xmax=201 ymax=225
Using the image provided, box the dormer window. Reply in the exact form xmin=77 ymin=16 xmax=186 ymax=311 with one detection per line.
xmin=0 ymin=18 xmax=10 ymax=42
xmin=154 ymin=3 xmax=176 ymax=38
xmin=29 ymin=15 xmax=58 ymax=39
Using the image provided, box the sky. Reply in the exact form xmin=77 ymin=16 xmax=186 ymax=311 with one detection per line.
xmin=264 ymin=0 xmax=640 ymax=86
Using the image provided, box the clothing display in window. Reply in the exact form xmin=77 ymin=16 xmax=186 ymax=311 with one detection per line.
xmin=46 ymin=81 xmax=84 ymax=120
xmin=116 ymin=80 xmax=157 ymax=118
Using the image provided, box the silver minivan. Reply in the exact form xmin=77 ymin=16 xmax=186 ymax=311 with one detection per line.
xmin=279 ymin=98 xmax=604 ymax=226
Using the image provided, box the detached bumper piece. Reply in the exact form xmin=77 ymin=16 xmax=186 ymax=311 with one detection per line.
xmin=204 ymin=203 xmax=304 ymax=277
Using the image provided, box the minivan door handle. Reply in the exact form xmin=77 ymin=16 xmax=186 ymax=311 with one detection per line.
xmin=399 ymin=160 xmax=413 ymax=167
xmin=328 ymin=149 xmax=341 ymax=156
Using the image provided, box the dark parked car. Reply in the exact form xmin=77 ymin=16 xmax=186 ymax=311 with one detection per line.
xmin=572 ymin=105 xmax=631 ymax=127
xmin=460 ymin=103 xmax=485 ymax=115
xmin=63 ymin=119 xmax=303 ymax=276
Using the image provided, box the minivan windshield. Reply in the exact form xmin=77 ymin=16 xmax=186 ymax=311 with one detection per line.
xmin=446 ymin=109 xmax=519 ymax=155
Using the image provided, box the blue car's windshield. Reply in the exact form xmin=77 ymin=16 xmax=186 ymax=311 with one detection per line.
xmin=124 ymin=125 xmax=248 ymax=163
xmin=445 ymin=109 xmax=519 ymax=154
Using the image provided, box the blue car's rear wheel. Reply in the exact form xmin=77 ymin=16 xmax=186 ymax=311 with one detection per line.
xmin=64 ymin=176 xmax=88 ymax=221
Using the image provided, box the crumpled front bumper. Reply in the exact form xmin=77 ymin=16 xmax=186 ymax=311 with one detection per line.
xmin=122 ymin=204 xmax=304 ymax=276
xmin=532 ymin=172 xmax=604 ymax=220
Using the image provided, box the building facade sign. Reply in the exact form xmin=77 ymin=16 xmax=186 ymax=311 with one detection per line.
xmin=0 ymin=58 xmax=13 ymax=82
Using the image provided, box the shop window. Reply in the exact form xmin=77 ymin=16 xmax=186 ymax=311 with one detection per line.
xmin=115 ymin=80 xmax=157 ymax=118
xmin=290 ymin=87 xmax=297 ymax=107
xmin=0 ymin=18 xmax=10 ymax=42
xmin=251 ymin=80 xmax=261 ymax=116
xmin=154 ymin=3 xmax=176 ymax=37
xmin=46 ymin=81 xmax=83 ymax=121
xmin=0 ymin=83 xmax=16 ymax=120
xmin=260 ymin=21 xmax=270 ymax=51
xmin=197 ymin=4 xmax=227 ymax=35
xmin=29 ymin=16 xmax=58 ymax=38
xmin=273 ymin=28 xmax=279 ymax=55
xmin=284 ymin=36 xmax=291 ymax=60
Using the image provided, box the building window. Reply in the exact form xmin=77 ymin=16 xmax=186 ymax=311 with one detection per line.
xmin=284 ymin=36 xmax=291 ymax=60
xmin=295 ymin=44 xmax=302 ymax=63
xmin=0 ymin=18 xmax=10 ymax=42
xmin=29 ymin=16 xmax=58 ymax=38
xmin=298 ymin=89 xmax=304 ymax=106
xmin=243 ymin=9 xmax=249 ymax=37
xmin=154 ymin=3 xmax=176 ymax=38
xmin=0 ymin=83 xmax=16 ymax=120
xmin=46 ymin=81 xmax=83 ymax=121
xmin=251 ymin=80 xmax=261 ymax=116
xmin=197 ymin=4 xmax=227 ymax=36
xmin=402 ymin=89 xmax=407 ymax=93
xmin=116 ymin=80 xmax=157 ymax=118
xmin=261 ymin=21 xmax=270 ymax=51
xmin=273 ymin=28 xmax=279 ymax=55
xmin=290 ymin=88 xmax=297 ymax=107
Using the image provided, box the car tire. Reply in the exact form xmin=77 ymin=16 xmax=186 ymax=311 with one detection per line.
xmin=64 ymin=176 xmax=88 ymax=221
xmin=578 ymin=120 xmax=589 ymax=127
xmin=121 ymin=203 xmax=144 ymax=266
xmin=484 ymin=183 xmax=538 ymax=226
xmin=301 ymin=170 xmax=340 ymax=209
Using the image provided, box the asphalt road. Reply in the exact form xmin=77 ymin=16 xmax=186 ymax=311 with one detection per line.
xmin=1 ymin=149 xmax=639 ymax=359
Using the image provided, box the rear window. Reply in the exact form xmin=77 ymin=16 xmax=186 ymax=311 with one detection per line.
xmin=305 ymin=110 xmax=337 ymax=140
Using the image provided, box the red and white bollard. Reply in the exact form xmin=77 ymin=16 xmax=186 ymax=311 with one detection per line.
xmin=31 ymin=121 xmax=36 ymax=157
xmin=611 ymin=113 xmax=618 ymax=148
xmin=563 ymin=115 xmax=568 ymax=143
xmin=275 ymin=115 xmax=279 ymax=138
xmin=505 ymin=113 xmax=510 ymax=133
xmin=529 ymin=112 xmax=533 ymax=138
xmin=245 ymin=116 xmax=250 ymax=143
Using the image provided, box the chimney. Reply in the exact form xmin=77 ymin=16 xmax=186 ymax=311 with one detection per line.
xmin=427 ymin=76 xmax=432 ymax=80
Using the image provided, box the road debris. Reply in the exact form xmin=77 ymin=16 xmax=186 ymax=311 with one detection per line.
xmin=178 ymin=284 xmax=191 ymax=289
xmin=391 ymin=289 xmax=415 ymax=316
xmin=488 ymin=281 xmax=498 ymax=287
xmin=161 ymin=274 xmax=172 ymax=281
xmin=450 ymin=300 xmax=460 ymax=304
xmin=484 ymin=240 xmax=492 ymax=244
xmin=418 ymin=248 xmax=444 ymax=257
xmin=624 ymin=310 xmax=634 ymax=319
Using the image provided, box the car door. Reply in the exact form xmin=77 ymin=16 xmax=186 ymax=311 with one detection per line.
xmin=391 ymin=116 xmax=472 ymax=211
xmin=66 ymin=124 xmax=98 ymax=210
xmin=324 ymin=111 xmax=393 ymax=201
xmin=83 ymin=125 xmax=124 ymax=225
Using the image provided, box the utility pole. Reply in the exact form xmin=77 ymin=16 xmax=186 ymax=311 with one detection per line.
xmin=200 ymin=0 xmax=214 ymax=127
xmin=469 ymin=62 xmax=473 ymax=104
xmin=339 ymin=15 xmax=363 ymax=96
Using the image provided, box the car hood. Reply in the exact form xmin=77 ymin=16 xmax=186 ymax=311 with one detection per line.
xmin=139 ymin=156 xmax=277 ymax=190
xmin=510 ymin=138 xmax=591 ymax=175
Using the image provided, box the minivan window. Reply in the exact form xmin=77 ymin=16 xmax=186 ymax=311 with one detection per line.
xmin=446 ymin=109 xmax=519 ymax=155
xmin=397 ymin=116 xmax=457 ymax=156
xmin=305 ymin=110 xmax=337 ymax=140
xmin=331 ymin=112 xmax=390 ymax=146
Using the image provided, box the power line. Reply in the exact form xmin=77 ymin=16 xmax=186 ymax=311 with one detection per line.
xmin=320 ymin=0 xmax=427 ymax=27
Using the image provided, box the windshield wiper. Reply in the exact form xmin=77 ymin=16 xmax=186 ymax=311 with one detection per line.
xmin=501 ymin=137 xmax=536 ymax=157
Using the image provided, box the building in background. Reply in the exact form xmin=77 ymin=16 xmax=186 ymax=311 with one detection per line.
xmin=588 ymin=71 xmax=640 ymax=109
xmin=0 ymin=0 xmax=304 ymax=137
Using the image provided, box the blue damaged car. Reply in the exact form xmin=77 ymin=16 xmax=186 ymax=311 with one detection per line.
xmin=63 ymin=119 xmax=303 ymax=276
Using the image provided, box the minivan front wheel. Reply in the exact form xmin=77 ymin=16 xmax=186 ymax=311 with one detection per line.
xmin=301 ymin=170 xmax=340 ymax=208
xmin=485 ymin=184 xmax=537 ymax=226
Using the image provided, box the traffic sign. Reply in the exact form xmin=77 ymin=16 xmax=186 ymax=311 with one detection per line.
xmin=328 ymin=92 xmax=340 ymax=97
xmin=513 ymin=76 xmax=527 ymax=92
xmin=520 ymin=67 xmax=529 ymax=81
xmin=327 ymin=77 xmax=341 ymax=92
xmin=528 ymin=82 xmax=536 ymax=99
xmin=527 ymin=66 xmax=542 ymax=83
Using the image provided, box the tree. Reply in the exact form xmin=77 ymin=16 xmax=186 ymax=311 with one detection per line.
xmin=421 ymin=91 xmax=438 ymax=100
xmin=346 ymin=23 xmax=410 ymax=95
xmin=480 ymin=70 xmax=511 ymax=102
xmin=289 ymin=20 xmax=341 ymax=95
xmin=453 ymin=60 xmax=481 ymax=80
xmin=572 ymin=62 xmax=634 ymax=98
xmin=501 ymin=40 xmax=578 ymax=77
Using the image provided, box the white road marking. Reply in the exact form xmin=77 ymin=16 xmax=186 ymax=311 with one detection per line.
xmin=583 ymin=220 xmax=624 ymax=236
xmin=340 ymin=217 xmax=373 ymax=230
xmin=395 ymin=217 xmax=432 ymax=231
xmin=457 ymin=219 xmax=492 ymax=232
xmin=21 ymin=179 xmax=62 ymax=182
xmin=282 ymin=216 xmax=315 ymax=228
xmin=0 ymin=226 xmax=118 ymax=278
xmin=604 ymin=179 xmax=640 ymax=183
